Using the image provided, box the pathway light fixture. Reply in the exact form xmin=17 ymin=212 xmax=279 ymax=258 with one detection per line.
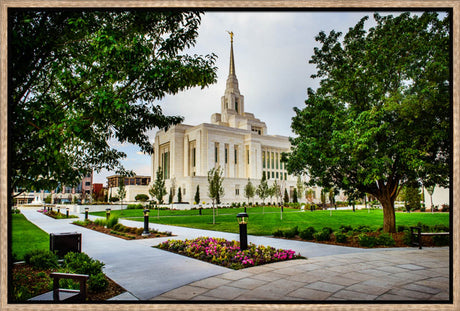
xmin=142 ymin=209 xmax=150 ymax=236
xmin=236 ymin=212 xmax=249 ymax=250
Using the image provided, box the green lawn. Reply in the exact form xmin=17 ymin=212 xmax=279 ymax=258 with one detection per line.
xmin=91 ymin=207 xmax=450 ymax=236
xmin=11 ymin=213 xmax=50 ymax=261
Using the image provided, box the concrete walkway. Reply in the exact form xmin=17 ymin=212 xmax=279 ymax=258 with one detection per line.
xmin=20 ymin=209 xmax=450 ymax=302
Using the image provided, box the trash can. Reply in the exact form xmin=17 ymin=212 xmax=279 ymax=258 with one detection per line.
xmin=50 ymin=232 xmax=81 ymax=257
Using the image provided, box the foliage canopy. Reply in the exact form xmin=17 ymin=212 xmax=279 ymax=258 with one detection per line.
xmin=10 ymin=10 xmax=217 ymax=192
xmin=284 ymin=12 xmax=450 ymax=232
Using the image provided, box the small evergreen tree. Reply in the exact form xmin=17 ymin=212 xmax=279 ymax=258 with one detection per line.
xmin=284 ymin=188 xmax=289 ymax=203
xmin=293 ymin=188 xmax=298 ymax=203
xmin=194 ymin=185 xmax=200 ymax=204
xmin=177 ymin=187 xmax=182 ymax=203
xmin=168 ymin=190 xmax=173 ymax=204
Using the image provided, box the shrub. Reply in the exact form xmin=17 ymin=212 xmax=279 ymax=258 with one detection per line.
xmin=358 ymin=234 xmax=376 ymax=248
xmin=339 ymin=225 xmax=353 ymax=233
xmin=432 ymin=235 xmax=449 ymax=246
xmin=88 ymin=272 xmax=109 ymax=292
xmin=432 ymin=224 xmax=449 ymax=232
xmin=402 ymin=230 xmax=413 ymax=246
xmin=272 ymin=229 xmax=284 ymax=238
xmin=354 ymin=225 xmax=372 ymax=233
xmin=376 ymin=233 xmax=395 ymax=247
xmin=112 ymin=223 xmax=124 ymax=231
xmin=94 ymin=218 xmax=106 ymax=227
xmin=321 ymin=227 xmax=333 ymax=235
xmin=135 ymin=194 xmax=149 ymax=202
xmin=109 ymin=196 xmax=119 ymax=202
xmin=397 ymin=225 xmax=409 ymax=232
xmin=63 ymin=252 xmax=104 ymax=276
xmin=416 ymin=222 xmax=430 ymax=232
xmin=314 ymin=229 xmax=331 ymax=241
xmin=106 ymin=215 xmax=119 ymax=229
xmin=299 ymin=226 xmax=316 ymax=240
xmin=127 ymin=204 xmax=143 ymax=209
xmin=24 ymin=250 xmax=58 ymax=270
xmin=283 ymin=226 xmax=299 ymax=239
xmin=334 ymin=232 xmax=347 ymax=243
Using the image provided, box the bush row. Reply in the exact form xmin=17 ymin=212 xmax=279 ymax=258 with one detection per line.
xmin=272 ymin=223 xmax=449 ymax=248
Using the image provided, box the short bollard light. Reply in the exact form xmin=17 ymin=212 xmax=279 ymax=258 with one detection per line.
xmin=106 ymin=208 xmax=111 ymax=220
xmin=199 ymin=205 xmax=202 ymax=215
xmin=66 ymin=207 xmax=69 ymax=218
xmin=85 ymin=207 xmax=89 ymax=220
xmin=57 ymin=207 xmax=60 ymax=214
xmin=236 ymin=212 xmax=249 ymax=250
xmin=142 ymin=209 xmax=150 ymax=236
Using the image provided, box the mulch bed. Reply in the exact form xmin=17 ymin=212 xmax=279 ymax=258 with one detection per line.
xmin=12 ymin=263 xmax=125 ymax=302
xmin=73 ymin=222 xmax=173 ymax=240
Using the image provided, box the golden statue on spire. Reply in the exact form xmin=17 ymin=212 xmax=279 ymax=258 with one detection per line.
xmin=227 ymin=30 xmax=234 ymax=42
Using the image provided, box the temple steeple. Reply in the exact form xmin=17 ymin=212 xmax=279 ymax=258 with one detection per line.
xmin=210 ymin=31 xmax=266 ymax=135
xmin=221 ymin=31 xmax=243 ymax=117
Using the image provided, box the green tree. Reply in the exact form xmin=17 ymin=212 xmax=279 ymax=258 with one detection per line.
xmin=194 ymin=185 xmax=200 ymax=205
xmin=296 ymin=176 xmax=304 ymax=201
xmin=10 ymin=10 xmax=217 ymax=194
xmin=244 ymin=179 xmax=255 ymax=205
xmin=256 ymin=171 xmax=270 ymax=209
xmin=168 ymin=190 xmax=173 ymax=204
xmin=149 ymin=168 xmax=166 ymax=204
xmin=293 ymin=188 xmax=298 ymax=203
xmin=117 ymin=177 xmax=126 ymax=209
xmin=402 ymin=182 xmax=421 ymax=212
xmin=177 ymin=187 xmax=182 ymax=203
xmin=284 ymin=188 xmax=289 ymax=204
xmin=284 ymin=12 xmax=449 ymax=233
xmin=207 ymin=166 xmax=224 ymax=225
xmin=305 ymin=188 xmax=314 ymax=204
xmin=271 ymin=180 xmax=282 ymax=205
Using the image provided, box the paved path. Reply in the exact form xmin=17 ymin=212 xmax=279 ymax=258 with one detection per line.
xmin=20 ymin=208 xmax=450 ymax=302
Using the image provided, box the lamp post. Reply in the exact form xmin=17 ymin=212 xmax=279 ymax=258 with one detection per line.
xmin=85 ymin=207 xmax=89 ymax=220
xmin=236 ymin=212 xmax=249 ymax=250
xmin=106 ymin=208 xmax=111 ymax=220
xmin=142 ymin=209 xmax=150 ymax=236
xmin=66 ymin=207 xmax=69 ymax=218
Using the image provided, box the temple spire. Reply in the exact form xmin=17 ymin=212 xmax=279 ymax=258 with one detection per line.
xmin=225 ymin=30 xmax=239 ymax=95
xmin=227 ymin=31 xmax=235 ymax=76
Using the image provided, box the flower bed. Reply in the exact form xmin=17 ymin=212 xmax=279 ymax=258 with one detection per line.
xmin=156 ymin=237 xmax=303 ymax=270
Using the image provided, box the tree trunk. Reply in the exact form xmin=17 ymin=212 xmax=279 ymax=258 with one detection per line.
xmin=379 ymin=195 xmax=396 ymax=233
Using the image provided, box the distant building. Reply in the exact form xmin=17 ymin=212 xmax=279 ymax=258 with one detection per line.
xmin=14 ymin=172 xmax=94 ymax=205
xmin=107 ymin=175 xmax=151 ymax=202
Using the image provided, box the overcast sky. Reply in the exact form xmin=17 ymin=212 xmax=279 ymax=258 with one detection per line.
xmin=93 ymin=10 xmax=432 ymax=185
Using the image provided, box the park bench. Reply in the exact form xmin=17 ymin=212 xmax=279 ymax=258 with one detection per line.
xmin=51 ymin=272 xmax=89 ymax=302
xmin=29 ymin=272 xmax=89 ymax=302
xmin=410 ymin=226 xmax=450 ymax=249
